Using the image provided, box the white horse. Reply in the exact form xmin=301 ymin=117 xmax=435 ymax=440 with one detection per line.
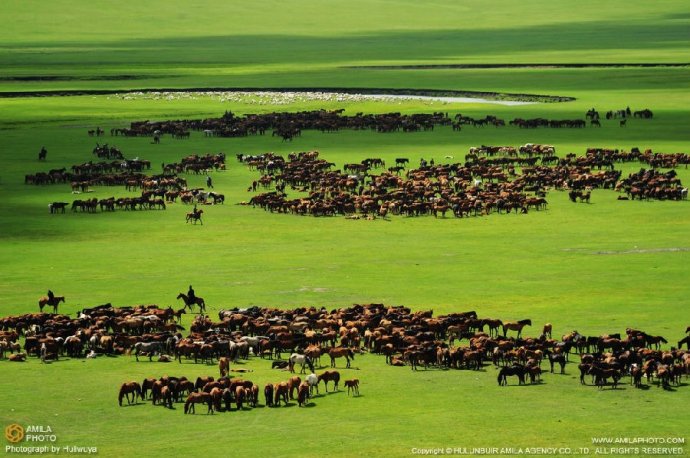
xmin=306 ymin=373 xmax=319 ymax=396
xmin=289 ymin=353 xmax=314 ymax=374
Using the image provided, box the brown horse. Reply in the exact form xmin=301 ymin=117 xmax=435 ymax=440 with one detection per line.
xmin=186 ymin=208 xmax=203 ymax=225
xmin=38 ymin=296 xmax=65 ymax=313
xmin=273 ymin=382 xmax=289 ymax=406
xmin=297 ymin=381 xmax=310 ymax=407
xmin=318 ymin=370 xmax=340 ymax=392
xmin=344 ymin=378 xmax=360 ymax=396
xmin=176 ymin=293 xmax=206 ymax=313
xmin=287 ymin=376 xmax=301 ymax=400
xmin=218 ymin=357 xmax=230 ymax=377
xmin=153 ymin=385 xmax=173 ymax=408
xmin=118 ymin=381 xmax=142 ymax=406
xmin=502 ymin=319 xmax=532 ymax=338
xmin=234 ymin=386 xmax=246 ymax=410
xmin=328 ymin=347 xmax=355 ymax=368
xmin=542 ymin=323 xmax=552 ymax=339
xmin=184 ymin=392 xmax=213 ymax=414
xmin=264 ymin=383 xmax=274 ymax=407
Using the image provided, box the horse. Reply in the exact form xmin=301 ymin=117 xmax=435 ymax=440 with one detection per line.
xmin=297 ymin=381 xmax=311 ymax=407
xmin=306 ymin=373 xmax=319 ymax=396
xmin=318 ymin=370 xmax=340 ymax=392
xmin=264 ymin=383 xmax=274 ymax=407
xmin=678 ymin=336 xmax=690 ymax=350
xmin=287 ymin=376 xmax=301 ymax=400
xmin=118 ymin=381 xmax=142 ymax=406
xmin=38 ymin=296 xmax=65 ymax=313
xmin=542 ymin=323 xmax=552 ymax=339
xmin=502 ymin=319 xmax=532 ymax=338
xmin=620 ymin=119 xmax=627 ymax=127
xmin=588 ymin=365 xmax=621 ymax=389
xmin=645 ymin=335 xmax=667 ymax=350
xmin=273 ymin=382 xmax=289 ymax=406
xmin=328 ymin=347 xmax=355 ymax=368
xmin=184 ymin=392 xmax=213 ymax=414
xmin=49 ymin=202 xmax=68 ymax=214
xmin=186 ymin=208 xmax=203 ymax=225
xmin=548 ymin=352 xmax=566 ymax=374
xmin=218 ymin=357 xmax=230 ymax=377
xmin=153 ymin=385 xmax=173 ymax=408
xmin=176 ymin=292 xmax=206 ymax=313
xmin=497 ymin=365 xmax=526 ymax=386
xmin=289 ymin=353 xmax=315 ymax=374
xmin=133 ymin=342 xmax=164 ymax=362
xmin=344 ymin=379 xmax=360 ymax=396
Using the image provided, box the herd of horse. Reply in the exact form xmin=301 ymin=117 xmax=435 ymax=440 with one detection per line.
xmin=1 ymin=300 xmax=689 ymax=397
xmin=117 ymin=368 xmax=358 ymax=413
xmin=241 ymin=144 xmax=686 ymax=219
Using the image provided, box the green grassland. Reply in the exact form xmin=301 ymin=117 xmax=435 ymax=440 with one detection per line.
xmin=1 ymin=1 xmax=690 ymax=457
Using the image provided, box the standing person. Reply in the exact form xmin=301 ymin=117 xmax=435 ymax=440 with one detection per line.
xmin=206 ymin=175 xmax=213 ymax=189
xmin=38 ymin=146 xmax=47 ymax=161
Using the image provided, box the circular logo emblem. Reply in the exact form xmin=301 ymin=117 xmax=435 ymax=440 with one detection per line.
xmin=5 ymin=424 xmax=24 ymax=443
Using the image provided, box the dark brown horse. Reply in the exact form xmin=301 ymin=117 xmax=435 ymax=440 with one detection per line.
xmin=118 ymin=381 xmax=142 ymax=406
xmin=328 ymin=347 xmax=355 ymax=368
xmin=588 ymin=365 xmax=621 ymax=389
xmin=176 ymin=293 xmax=206 ymax=313
xmin=344 ymin=378 xmax=360 ymax=396
xmin=38 ymin=296 xmax=65 ymax=313
xmin=502 ymin=319 xmax=532 ymax=338
xmin=264 ymin=383 xmax=274 ymax=407
xmin=186 ymin=208 xmax=203 ymax=225
xmin=678 ymin=336 xmax=690 ymax=350
xmin=318 ymin=370 xmax=340 ymax=392
xmin=297 ymin=381 xmax=310 ymax=407
xmin=497 ymin=365 xmax=526 ymax=386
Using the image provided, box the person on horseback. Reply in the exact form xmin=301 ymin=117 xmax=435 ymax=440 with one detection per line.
xmin=188 ymin=285 xmax=196 ymax=302
xmin=47 ymin=289 xmax=55 ymax=303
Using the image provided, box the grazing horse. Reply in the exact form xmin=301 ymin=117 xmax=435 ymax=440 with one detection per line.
xmin=306 ymin=373 xmax=319 ymax=396
xmin=133 ymin=342 xmax=164 ymax=361
xmin=678 ymin=336 xmax=690 ymax=350
xmin=497 ymin=365 xmax=526 ymax=386
xmin=502 ymin=319 xmax=532 ymax=338
xmin=184 ymin=392 xmax=213 ymax=414
xmin=588 ymin=365 xmax=621 ymax=389
xmin=264 ymin=383 xmax=274 ymax=407
xmin=344 ymin=379 xmax=360 ymax=396
xmin=273 ymin=382 xmax=289 ymax=406
xmin=328 ymin=347 xmax=355 ymax=368
xmin=318 ymin=370 xmax=340 ymax=392
xmin=176 ymin=292 xmax=206 ymax=313
xmin=38 ymin=296 xmax=65 ymax=313
xmin=289 ymin=353 xmax=315 ymax=374
xmin=297 ymin=382 xmax=311 ymax=407
xmin=186 ymin=208 xmax=203 ymax=225
xmin=118 ymin=381 xmax=142 ymax=406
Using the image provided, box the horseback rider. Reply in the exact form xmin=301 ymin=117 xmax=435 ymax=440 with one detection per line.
xmin=188 ymin=285 xmax=196 ymax=302
xmin=47 ymin=289 xmax=55 ymax=303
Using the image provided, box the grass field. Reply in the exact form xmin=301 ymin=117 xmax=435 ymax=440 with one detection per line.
xmin=1 ymin=2 xmax=689 ymax=457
